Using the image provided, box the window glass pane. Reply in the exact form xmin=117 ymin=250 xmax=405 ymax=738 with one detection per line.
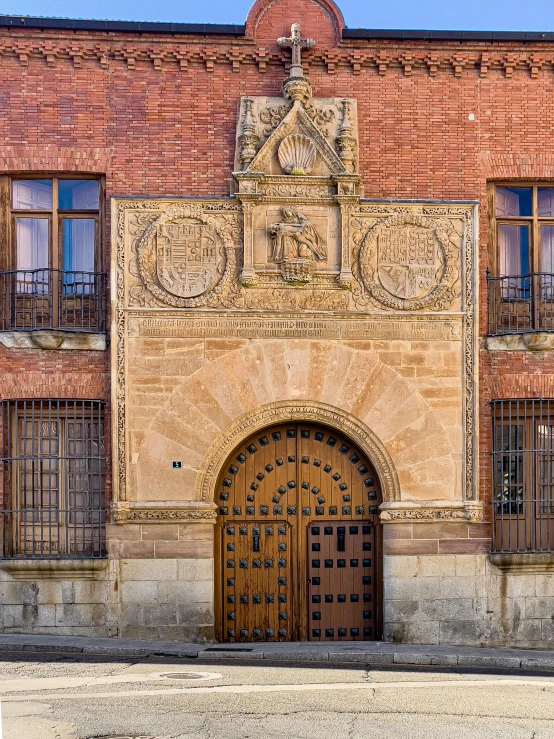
xmin=62 ymin=218 xmax=95 ymax=273
xmin=540 ymin=225 xmax=554 ymax=273
xmin=12 ymin=180 xmax=52 ymax=210
xmin=494 ymin=423 xmax=524 ymax=514
xmin=498 ymin=224 xmax=530 ymax=298
xmin=495 ymin=187 xmax=532 ymax=217
xmin=58 ymin=180 xmax=99 ymax=210
xmin=538 ymin=424 xmax=554 ymax=514
xmin=16 ymin=218 xmax=49 ymax=270
xmin=538 ymin=188 xmax=554 ymax=217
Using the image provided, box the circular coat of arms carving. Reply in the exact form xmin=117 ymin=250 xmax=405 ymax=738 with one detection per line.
xmin=358 ymin=214 xmax=458 ymax=311
xmin=137 ymin=204 xmax=237 ymax=307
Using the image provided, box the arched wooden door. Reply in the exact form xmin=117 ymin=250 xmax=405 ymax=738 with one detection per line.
xmin=215 ymin=422 xmax=382 ymax=643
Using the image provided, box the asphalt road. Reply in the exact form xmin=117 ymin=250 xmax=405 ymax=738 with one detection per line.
xmin=2 ymin=651 xmax=554 ymax=739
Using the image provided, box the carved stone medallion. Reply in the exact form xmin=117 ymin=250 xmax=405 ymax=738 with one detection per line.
xmin=136 ymin=203 xmax=238 ymax=308
xmin=357 ymin=214 xmax=459 ymax=311
xmin=157 ymin=219 xmax=218 ymax=298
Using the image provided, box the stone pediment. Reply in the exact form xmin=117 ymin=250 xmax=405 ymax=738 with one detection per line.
xmin=245 ymin=100 xmax=348 ymax=177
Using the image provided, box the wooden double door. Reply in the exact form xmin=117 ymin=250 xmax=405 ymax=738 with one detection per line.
xmin=215 ymin=423 xmax=382 ymax=642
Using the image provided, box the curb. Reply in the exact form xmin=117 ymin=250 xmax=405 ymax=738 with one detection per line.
xmin=0 ymin=640 xmax=554 ymax=672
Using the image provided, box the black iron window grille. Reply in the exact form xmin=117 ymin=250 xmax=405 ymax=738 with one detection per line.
xmin=0 ymin=400 xmax=107 ymax=559
xmin=488 ymin=184 xmax=554 ymax=336
xmin=492 ymin=399 xmax=554 ymax=553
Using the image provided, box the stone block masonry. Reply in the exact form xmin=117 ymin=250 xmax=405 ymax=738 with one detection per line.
xmin=384 ymin=554 xmax=554 ymax=649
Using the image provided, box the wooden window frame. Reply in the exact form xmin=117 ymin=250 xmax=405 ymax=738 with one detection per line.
xmin=488 ymin=181 xmax=554 ymax=276
xmin=1 ymin=175 xmax=104 ymax=274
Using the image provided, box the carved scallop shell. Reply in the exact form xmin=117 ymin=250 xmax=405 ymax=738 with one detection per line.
xmin=278 ymin=134 xmax=317 ymax=175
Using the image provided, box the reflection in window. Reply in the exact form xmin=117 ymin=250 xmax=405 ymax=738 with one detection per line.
xmin=538 ymin=188 xmax=554 ymax=217
xmin=498 ymin=224 xmax=530 ymax=299
xmin=538 ymin=424 xmax=554 ymax=514
xmin=495 ymin=187 xmax=532 ymax=217
xmin=12 ymin=180 xmax=53 ymax=210
xmin=58 ymin=180 xmax=99 ymax=210
xmin=494 ymin=423 xmax=524 ymax=515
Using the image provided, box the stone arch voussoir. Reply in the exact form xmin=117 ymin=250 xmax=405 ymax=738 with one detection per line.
xmin=194 ymin=400 xmax=400 ymax=504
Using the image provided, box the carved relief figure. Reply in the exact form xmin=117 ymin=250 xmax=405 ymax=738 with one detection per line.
xmin=269 ymin=208 xmax=326 ymax=262
xmin=268 ymin=208 xmax=326 ymax=284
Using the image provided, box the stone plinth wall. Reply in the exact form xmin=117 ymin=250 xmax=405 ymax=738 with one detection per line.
xmin=385 ymin=554 xmax=554 ymax=649
xmin=117 ymin=558 xmax=214 ymax=642
xmin=0 ymin=563 xmax=111 ymax=637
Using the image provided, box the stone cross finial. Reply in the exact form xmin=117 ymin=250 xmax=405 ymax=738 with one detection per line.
xmin=277 ymin=23 xmax=315 ymax=77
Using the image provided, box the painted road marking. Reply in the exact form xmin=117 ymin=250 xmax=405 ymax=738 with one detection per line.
xmin=1 ymin=677 xmax=554 ymax=702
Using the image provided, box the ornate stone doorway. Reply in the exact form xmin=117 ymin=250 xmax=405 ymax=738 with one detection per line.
xmin=215 ymin=422 xmax=382 ymax=642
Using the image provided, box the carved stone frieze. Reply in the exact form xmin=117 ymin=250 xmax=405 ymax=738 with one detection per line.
xmin=112 ymin=502 xmax=217 ymax=524
xmin=111 ymin=43 xmax=479 ymax=521
xmin=234 ymin=95 xmax=358 ymax=174
xmin=379 ymin=501 xmax=484 ymax=524
xmin=268 ymin=206 xmax=326 ymax=284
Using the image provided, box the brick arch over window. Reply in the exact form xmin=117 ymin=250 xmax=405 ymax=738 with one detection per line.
xmin=0 ymin=146 xmax=113 ymax=175
xmin=245 ymin=0 xmax=344 ymax=47
xmin=133 ymin=340 xmax=459 ymax=505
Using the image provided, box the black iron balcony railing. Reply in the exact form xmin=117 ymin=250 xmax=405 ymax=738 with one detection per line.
xmin=487 ymin=270 xmax=554 ymax=336
xmin=0 ymin=269 xmax=106 ymax=333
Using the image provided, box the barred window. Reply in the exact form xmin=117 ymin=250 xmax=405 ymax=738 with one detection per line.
xmin=492 ymin=399 xmax=554 ymax=553
xmin=1 ymin=400 xmax=106 ymax=559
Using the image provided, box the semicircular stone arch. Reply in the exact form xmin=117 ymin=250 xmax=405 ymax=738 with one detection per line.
xmin=134 ymin=339 xmax=460 ymax=506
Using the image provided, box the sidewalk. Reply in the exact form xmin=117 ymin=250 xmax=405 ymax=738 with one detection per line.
xmin=0 ymin=633 xmax=553 ymax=672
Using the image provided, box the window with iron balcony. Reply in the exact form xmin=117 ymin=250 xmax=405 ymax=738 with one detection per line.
xmin=0 ymin=400 xmax=107 ymax=560
xmin=487 ymin=183 xmax=554 ymax=338
xmin=0 ymin=177 xmax=106 ymax=335
xmin=492 ymin=399 xmax=554 ymax=555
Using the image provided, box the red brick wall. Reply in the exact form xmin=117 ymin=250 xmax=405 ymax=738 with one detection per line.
xmin=1 ymin=0 xmax=553 ymax=512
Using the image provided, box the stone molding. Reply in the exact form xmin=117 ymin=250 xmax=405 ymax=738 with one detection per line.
xmin=1 ymin=39 xmax=553 ymax=79
xmin=112 ymin=502 xmax=217 ymax=524
xmin=0 ymin=331 xmax=106 ymax=351
xmin=195 ymin=400 xmax=401 ymax=505
xmin=489 ymin=552 xmax=554 ymax=573
xmin=379 ymin=501 xmax=484 ymax=524
xmin=484 ymin=333 xmax=554 ymax=352
xmin=0 ymin=559 xmax=108 ymax=580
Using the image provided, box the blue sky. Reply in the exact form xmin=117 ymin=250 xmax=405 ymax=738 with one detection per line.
xmin=1 ymin=0 xmax=554 ymax=31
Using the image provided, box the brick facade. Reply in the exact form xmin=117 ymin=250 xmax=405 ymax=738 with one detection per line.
xmin=1 ymin=0 xmax=553 ymax=646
